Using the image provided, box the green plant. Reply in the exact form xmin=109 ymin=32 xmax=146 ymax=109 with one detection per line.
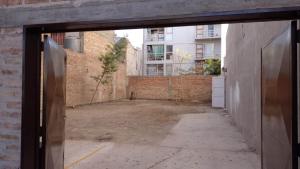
xmin=204 ymin=59 xmax=221 ymax=75
xmin=90 ymin=38 xmax=128 ymax=104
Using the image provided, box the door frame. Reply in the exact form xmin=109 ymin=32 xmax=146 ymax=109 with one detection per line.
xmin=22 ymin=8 xmax=300 ymax=169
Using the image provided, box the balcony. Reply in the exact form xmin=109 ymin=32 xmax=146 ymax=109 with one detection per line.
xmin=146 ymin=28 xmax=165 ymax=42
xmin=196 ymin=25 xmax=221 ymax=40
xmin=195 ymin=56 xmax=205 ymax=61
xmin=196 ymin=30 xmax=221 ymax=39
xmin=147 ymin=34 xmax=165 ymax=42
xmin=195 ymin=53 xmax=221 ymax=61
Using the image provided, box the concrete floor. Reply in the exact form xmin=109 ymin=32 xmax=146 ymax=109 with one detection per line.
xmin=64 ymin=100 xmax=260 ymax=169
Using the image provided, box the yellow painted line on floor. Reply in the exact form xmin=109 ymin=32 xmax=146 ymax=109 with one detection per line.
xmin=64 ymin=145 xmax=105 ymax=169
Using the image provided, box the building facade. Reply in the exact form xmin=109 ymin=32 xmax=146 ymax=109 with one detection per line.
xmin=195 ymin=25 xmax=222 ymax=74
xmin=143 ymin=25 xmax=221 ymax=76
xmin=126 ymin=43 xmax=143 ymax=76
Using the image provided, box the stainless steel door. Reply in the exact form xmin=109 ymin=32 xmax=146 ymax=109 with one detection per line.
xmin=262 ymin=21 xmax=298 ymax=169
xmin=43 ymin=36 xmax=66 ymax=169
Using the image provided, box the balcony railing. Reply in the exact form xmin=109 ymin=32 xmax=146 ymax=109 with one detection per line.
xmin=147 ymin=34 xmax=165 ymax=42
xmin=147 ymin=53 xmax=164 ymax=61
xmin=196 ymin=30 xmax=221 ymax=39
xmin=196 ymin=53 xmax=221 ymax=60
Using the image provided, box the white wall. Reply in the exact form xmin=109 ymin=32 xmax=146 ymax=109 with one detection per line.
xmin=173 ymin=43 xmax=196 ymax=64
xmin=143 ymin=26 xmax=197 ymax=76
xmin=172 ymin=26 xmax=196 ymax=43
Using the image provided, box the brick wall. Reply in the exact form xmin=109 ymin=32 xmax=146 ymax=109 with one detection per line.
xmin=0 ymin=1 xmax=298 ymax=169
xmin=66 ymin=31 xmax=127 ymax=107
xmin=0 ymin=27 xmax=23 ymax=169
xmin=83 ymin=31 xmax=115 ymax=57
xmin=127 ymin=75 xmax=212 ymax=103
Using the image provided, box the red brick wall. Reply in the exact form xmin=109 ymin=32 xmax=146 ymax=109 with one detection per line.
xmin=65 ymin=31 xmax=127 ymax=107
xmin=66 ymin=49 xmax=127 ymax=107
xmin=127 ymin=75 xmax=212 ymax=103
xmin=0 ymin=27 xmax=23 ymax=169
xmin=84 ymin=31 xmax=115 ymax=57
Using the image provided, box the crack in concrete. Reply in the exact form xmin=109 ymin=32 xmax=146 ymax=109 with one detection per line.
xmin=146 ymin=148 xmax=183 ymax=169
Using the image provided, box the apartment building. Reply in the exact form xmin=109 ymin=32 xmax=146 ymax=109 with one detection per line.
xmin=143 ymin=25 xmax=221 ymax=76
xmin=195 ymin=25 xmax=222 ymax=74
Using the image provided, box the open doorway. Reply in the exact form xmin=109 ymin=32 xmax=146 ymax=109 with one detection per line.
xmin=23 ymin=19 xmax=299 ymax=169
xmin=44 ymin=26 xmax=232 ymax=169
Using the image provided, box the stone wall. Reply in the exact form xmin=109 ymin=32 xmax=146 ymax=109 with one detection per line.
xmin=0 ymin=27 xmax=23 ymax=169
xmin=224 ymin=21 xmax=289 ymax=154
xmin=127 ymin=75 xmax=212 ymax=103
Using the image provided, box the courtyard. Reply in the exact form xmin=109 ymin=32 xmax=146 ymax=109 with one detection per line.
xmin=64 ymin=100 xmax=259 ymax=169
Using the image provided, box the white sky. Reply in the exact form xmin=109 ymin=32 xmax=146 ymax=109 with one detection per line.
xmin=221 ymin=24 xmax=229 ymax=67
xmin=115 ymin=29 xmax=144 ymax=48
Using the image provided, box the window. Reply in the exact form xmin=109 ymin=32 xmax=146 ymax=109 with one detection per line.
xmin=147 ymin=64 xmax=156 ymax=76
xmin=147 ymin=28 xmax=165 ymax=41
xmin=196 ymin=25 xmax=220 ymax=39
xmin=157 ymin=64 xmax=164 ymax=76
xmin=204 ymin=43 xmax=214 ymax=58
xmin=166 ymin=64 xmax=173 ymax=76
xmin=147 ymin=45 xmax=164 ymax=61
xmin=147 ymin=64 xmax=164 ymax=76
xmin=196 ymin=25 xmax=204 ymax=39
xmin=207 ymin=25 xmax=215 ymax=37
xmin=208 ymin=25 xmax=214 ymax=31
xmin=166 ymin=45 xmax=173 ymax=60
xmin=166 ymin=27 xmax=173 ymax=34
xmin=165 ymin=27 xmax=173 ymax=41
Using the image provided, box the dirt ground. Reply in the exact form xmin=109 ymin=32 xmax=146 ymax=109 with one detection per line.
xmin=64 ymin=99 xmax=260 ymax=169
xmin=66 ymin=99 xmax=212 ymax=145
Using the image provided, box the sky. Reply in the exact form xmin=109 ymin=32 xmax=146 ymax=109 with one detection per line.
xmin=115 ymin=29 xmax=144 ymax=48
xmin=221 ymin=24 xmax=229 ymax=67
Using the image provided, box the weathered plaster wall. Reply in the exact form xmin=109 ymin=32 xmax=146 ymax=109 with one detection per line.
xmin=0 ymin=27 xmax=23 ymax=169
xmin=126 ymin=42 xmax=139 ymax=76
xmin=224 ymin=21 xmax=289 ymax=153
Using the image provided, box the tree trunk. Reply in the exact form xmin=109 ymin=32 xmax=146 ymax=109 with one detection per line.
xmin=90 ymin=73 xmax=105 ymax=104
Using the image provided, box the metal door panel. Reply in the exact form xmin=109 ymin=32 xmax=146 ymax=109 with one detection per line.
xmin=262 ymin=22 xmax=298 ymax=169
xmin=43 ymin=37 xmax=66 ymax=169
